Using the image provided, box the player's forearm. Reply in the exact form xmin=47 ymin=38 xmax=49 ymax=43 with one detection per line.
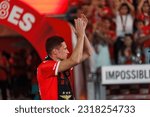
xmin=58 ymin=35 xmax=85 ymax=72
xmin=70 ymin=35 xmax=85 ymax=64
xmin=82 ymin=34 xmax=93 ymax=59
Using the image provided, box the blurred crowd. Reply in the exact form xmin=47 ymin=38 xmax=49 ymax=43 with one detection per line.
xmin=67 ymin=0 xmax=150 ymax=72
xmin=67 ymin=0 xmax=150 ymax=99
xmin=0 ymin=49 xmax=40 ymax=100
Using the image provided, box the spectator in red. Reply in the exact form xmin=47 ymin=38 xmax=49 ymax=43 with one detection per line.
xmin=137 ymin=0 xmax=150 ymax=26
xmin=98 ymin=0 xmax=113 ymax=19
xmin=134 ymin=19 xmax=150 ymax=63
xmin=87 ymin=0 xmax=102 ymax=23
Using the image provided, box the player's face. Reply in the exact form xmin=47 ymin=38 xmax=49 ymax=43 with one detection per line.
xmin=56 ymin=42 xmax=69 ymax=60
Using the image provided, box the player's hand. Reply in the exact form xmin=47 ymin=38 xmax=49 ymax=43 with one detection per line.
xmin=80 ymin=14 xmax=88 ymax=29
xmin=74 ymin=18 xmax=85 ymax=38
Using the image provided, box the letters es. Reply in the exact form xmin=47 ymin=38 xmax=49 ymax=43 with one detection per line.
xmin=7 ymin=5 xmax=35 ymax=32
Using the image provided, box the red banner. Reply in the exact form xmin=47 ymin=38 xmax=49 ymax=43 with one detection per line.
xmin=0 ymin=0 xmax=72 ymax=59
xmin=21 ymin=0 xmax=69 ymax=15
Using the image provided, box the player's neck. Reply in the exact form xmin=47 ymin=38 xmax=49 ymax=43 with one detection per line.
xmin=50 ymin=55 xmax=61 ymax=61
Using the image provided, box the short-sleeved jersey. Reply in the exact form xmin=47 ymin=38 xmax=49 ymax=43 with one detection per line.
xmin=37 ymin=60 xmax=73 ymax=100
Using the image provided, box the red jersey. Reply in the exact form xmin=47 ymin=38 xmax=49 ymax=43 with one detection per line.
xmin=142 ymin=26 xmax=150 ymax=48
xmin=37 ymin=60 xmax=73 ymax=100
xmin=137 ymin=13 xmax=150 ymax=26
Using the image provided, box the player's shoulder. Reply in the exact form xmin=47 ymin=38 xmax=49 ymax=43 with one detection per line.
xmin=38 ymin=60 xmax=56 ymax=69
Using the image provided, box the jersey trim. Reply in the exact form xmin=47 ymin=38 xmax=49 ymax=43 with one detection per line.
xmin=55 ymin=61 xmax=60 ymax=76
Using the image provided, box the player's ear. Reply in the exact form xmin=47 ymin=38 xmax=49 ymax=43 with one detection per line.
xmin=52 ymin=48 xmax=58 ymax=55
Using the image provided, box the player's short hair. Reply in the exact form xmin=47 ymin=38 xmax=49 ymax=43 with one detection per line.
xmin=45 ymin=36 xmax=64 ymax=55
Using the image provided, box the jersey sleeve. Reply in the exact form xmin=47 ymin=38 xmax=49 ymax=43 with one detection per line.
xmin=40 ymin=60 xmax=60 ymax=77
